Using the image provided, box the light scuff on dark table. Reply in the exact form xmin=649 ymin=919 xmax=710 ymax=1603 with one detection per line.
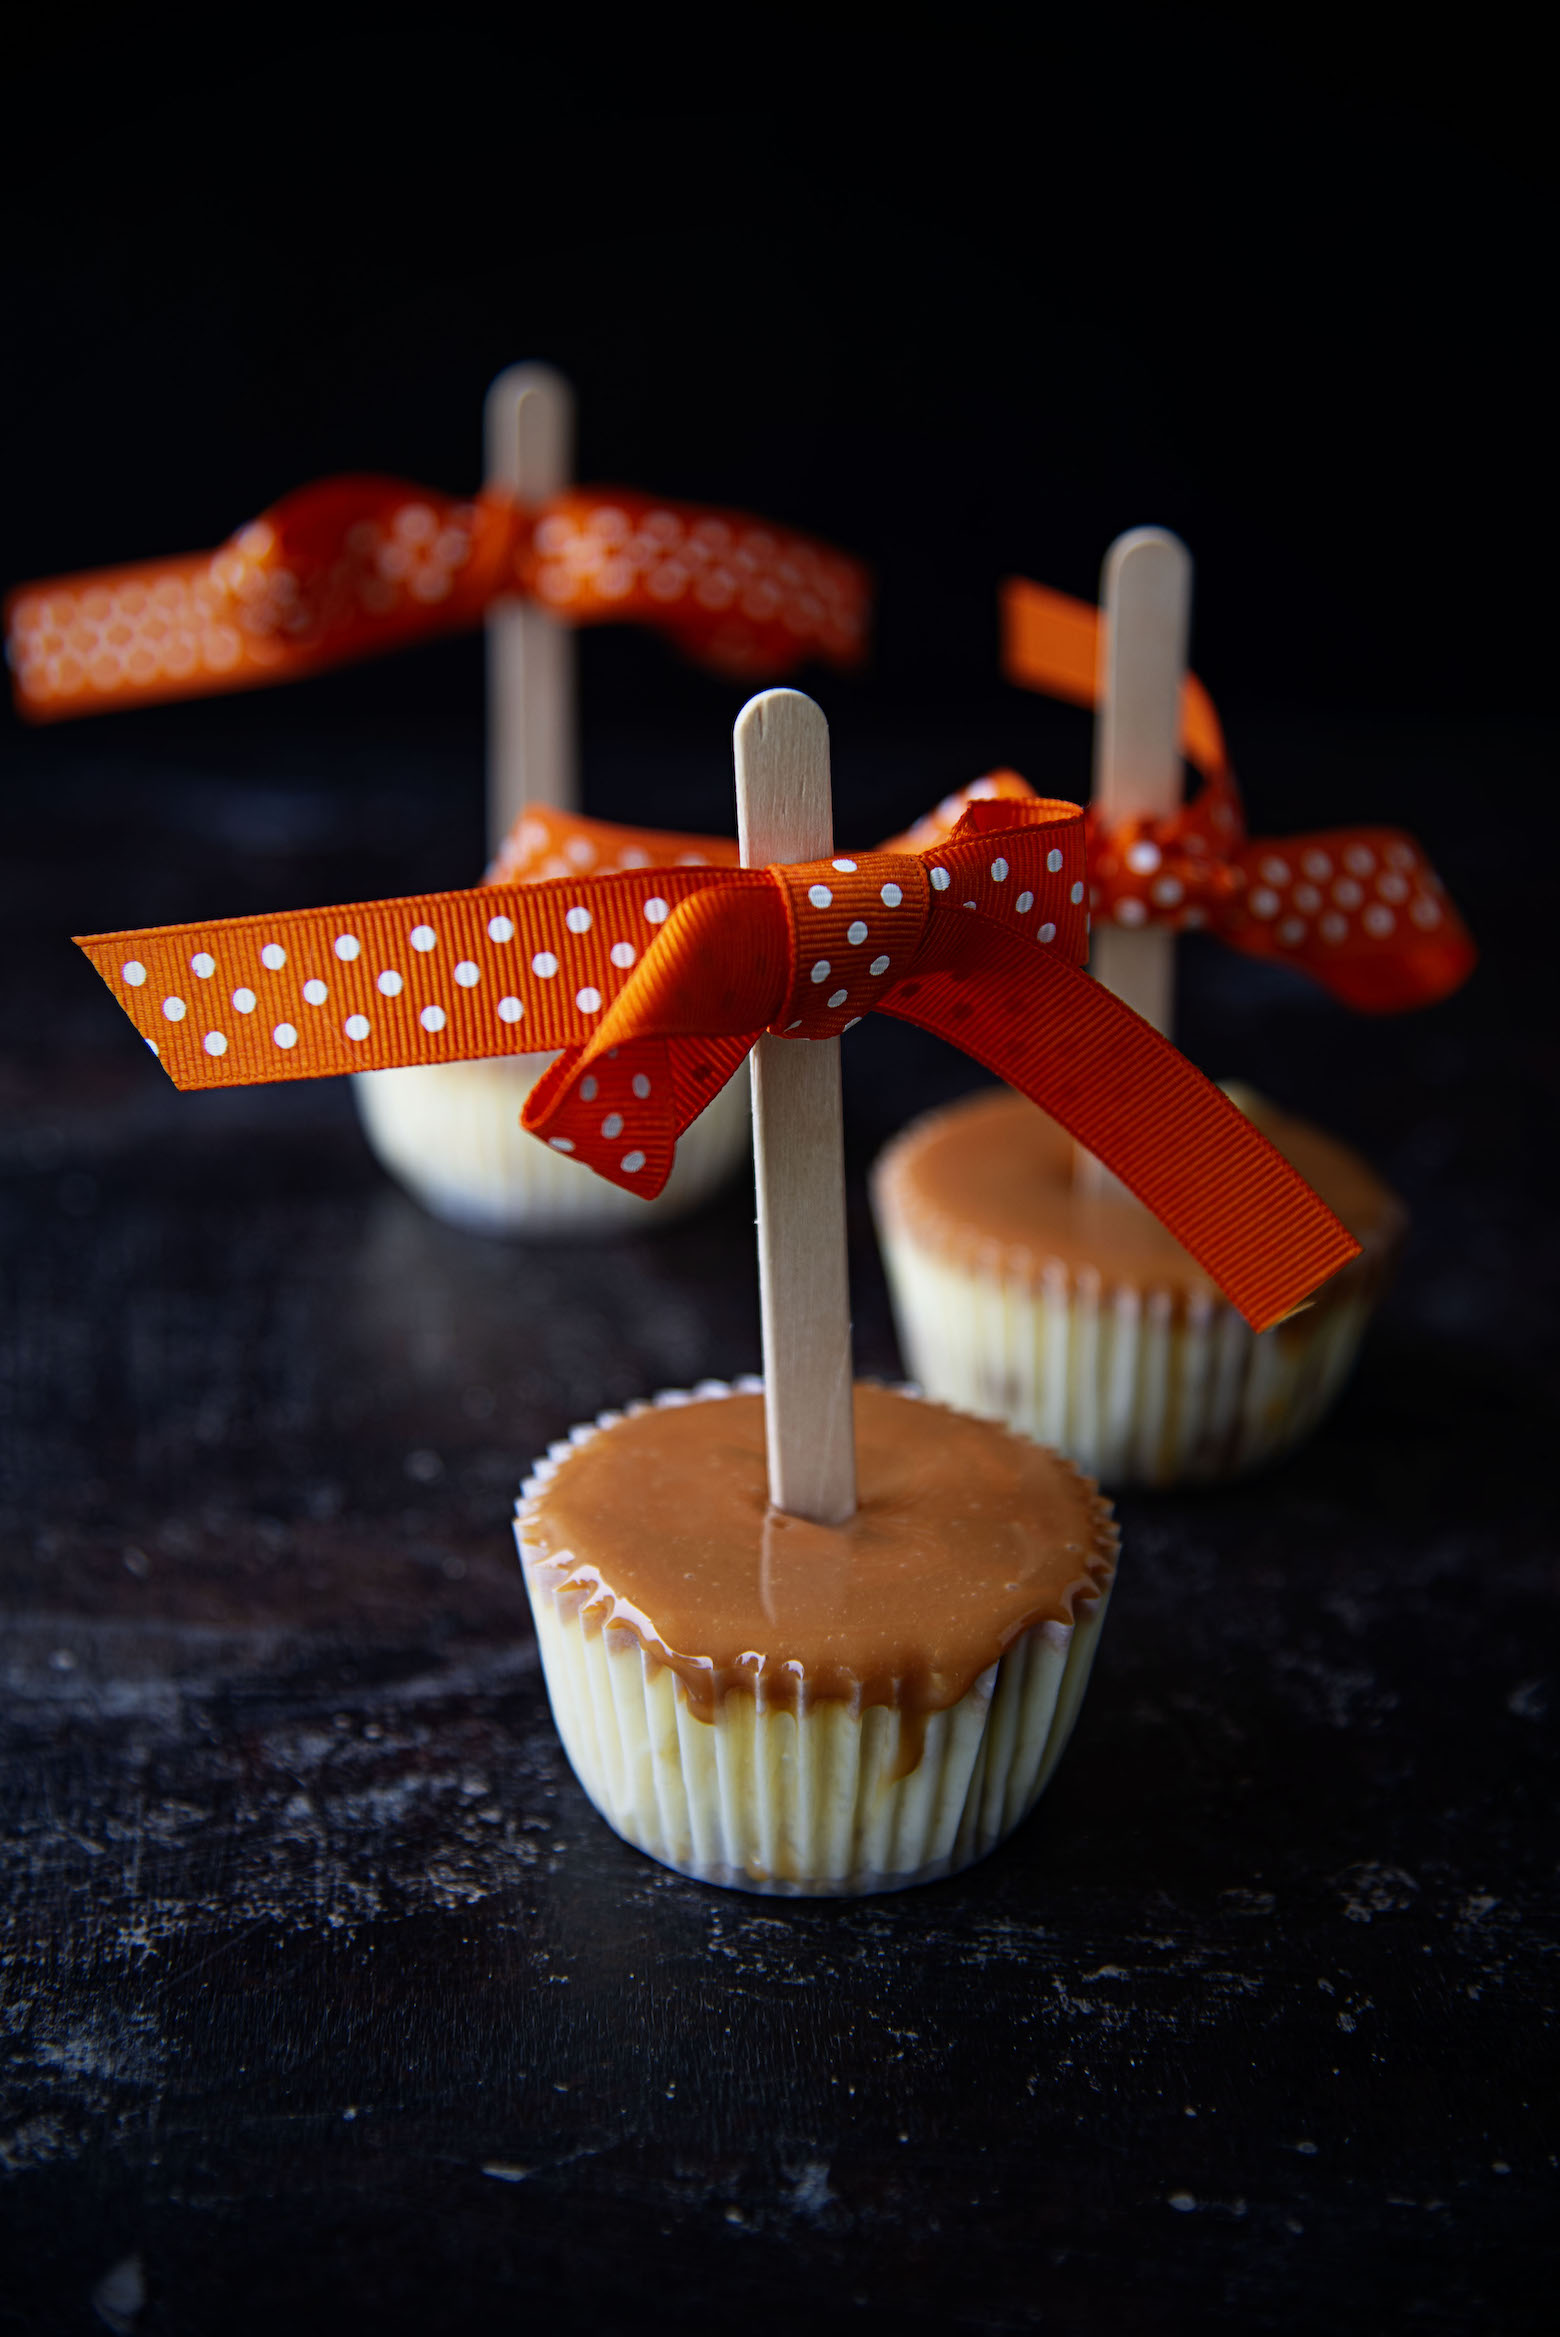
xmin=2 ymin=729 xmax=1557 ymax=2335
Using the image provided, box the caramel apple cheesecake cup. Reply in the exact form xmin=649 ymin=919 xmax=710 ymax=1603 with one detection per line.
xmin=515 ymin=1382 xmax=1118 ymax=1897
xmin=352 ymin=1050 xmax=748 ymax=1236
xmin=872 ymin=1084 xmax=1405 ymax=1489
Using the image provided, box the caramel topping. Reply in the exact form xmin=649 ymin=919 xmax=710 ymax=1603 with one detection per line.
xmin=874 ymin=1084 xmax=1405 ymax=1300
xmin=520 ymin=1385 xmax=1115 ymax=1733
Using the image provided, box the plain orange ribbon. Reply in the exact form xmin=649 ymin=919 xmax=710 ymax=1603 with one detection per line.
xmin=6 ymin=478 xmax=870 ymax=721
xmin=1002 ymin=577 xmax=1476 ymax=1013
xmin=77 ymin=782 xmax=1361 ymax=1333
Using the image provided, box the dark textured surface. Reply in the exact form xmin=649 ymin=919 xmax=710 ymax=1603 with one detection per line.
xmin=2 ymin=702 xmax=1557 ymax=2336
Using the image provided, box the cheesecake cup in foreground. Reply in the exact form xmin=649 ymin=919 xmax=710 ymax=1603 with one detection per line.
xmin=872 ymin=1085 xmax=1405 ymax=1489
xmin=515 ymin=1382 xmax=1118 ymax=1896
xmin=353 ymin=1055 xmax=749 ymax=1237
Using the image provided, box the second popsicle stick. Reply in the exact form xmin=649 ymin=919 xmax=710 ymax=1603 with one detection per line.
xmin=735 ymin=689 xmax=857 ymax=1526
xmin=484 ymin=364 xmax=579 ymax=854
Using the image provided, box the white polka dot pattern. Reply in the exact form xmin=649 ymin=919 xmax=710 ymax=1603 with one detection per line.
xmin=11 ymin=479 xmax=869 ymax=721
xmin=762 ymin=806 xmax=1088 ymax=1044
xmin=84 ymin=781 xmax=1083 ymax=1225
xmin=77 ymin=861 xmax=762 ymax=1153
xmin=1094 ymin=812 xmax=1463 ymax=990
xmin=81 ymin=782 xmax=1377 ymax=1323
xmin=526 ymin=493 xmax=867 ymax=672
xmin=8 ymin=495 xmax=483 ymax=717
xmin=1002 ymin=580 xmax=1475 ymax=1013
xmin=1081 ymin=767 xmax=1471 ymax=1008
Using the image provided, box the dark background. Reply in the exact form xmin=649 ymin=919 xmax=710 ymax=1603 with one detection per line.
xmin=2 ymin=24 xmax=1556 ymax=2336
xmin=2 ymin=15 xmax=1553 ymax=819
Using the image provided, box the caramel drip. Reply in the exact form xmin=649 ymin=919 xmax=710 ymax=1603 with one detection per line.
xmin=519 ymin=1386 xmax=1116 ymax=1756
xmin=874 ymin=1084 xmax=1406 ymax=1303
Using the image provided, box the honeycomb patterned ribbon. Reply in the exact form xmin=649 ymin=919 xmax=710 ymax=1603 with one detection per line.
xmin=77 ymin=786 xmax=1360 ymax=1332
xmin=6 ymin=479 xmax=870 ymax=721
xmin=1002 ymin=578 xmax=1476 ymax=1013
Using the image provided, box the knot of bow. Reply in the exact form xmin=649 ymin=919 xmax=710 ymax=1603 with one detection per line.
xmin=7 ymin=477 xmax=870 ymax=722
xmin=1002 ymin=578 xmax=1476 ymax=1013
xmin=78 ymin=787 xmax=1361 ymax=1333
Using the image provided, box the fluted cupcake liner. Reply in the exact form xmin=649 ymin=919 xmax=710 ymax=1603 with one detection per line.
xmin=353 ymin=1055 xmax=750 ymax=1237
xmin=874 ymin=1208 xmax=1391 ymax=1489
xmin=515 ymin=1382 xmax=1116 ymax=1897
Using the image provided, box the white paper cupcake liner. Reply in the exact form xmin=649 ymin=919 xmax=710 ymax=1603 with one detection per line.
xmin=873 ymin=1199 xmax=1393 ymax=1489
xmin=514 ymin=1382 xmax=1116 ymax=1897
xmin=353 ymin=1054 xmax=750 ymax=1236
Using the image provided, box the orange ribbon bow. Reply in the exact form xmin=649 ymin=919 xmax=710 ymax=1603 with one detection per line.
xmin=7 ymin=479 xmax=870 ymax=721
xmin=1002 ymin=578 xmax=1476 ymax=1013
xmin=77 ymin=784 xmax=1361 ymax=1333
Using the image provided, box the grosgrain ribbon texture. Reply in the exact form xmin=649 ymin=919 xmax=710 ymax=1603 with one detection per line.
xmin=6 ymin=480 xmax=870 ymax=720
xmin=1002 ymin=577 xmax=1476 ymax=1013
xmin=76 ymin=785 xmax=1360 ymax=1333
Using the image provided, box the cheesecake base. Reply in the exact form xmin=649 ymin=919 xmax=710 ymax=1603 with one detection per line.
xmin=353 ymin=1054 xmax=750 ymax=1237
xmin=515 ymin=1382 xmax=1116 ymax=1897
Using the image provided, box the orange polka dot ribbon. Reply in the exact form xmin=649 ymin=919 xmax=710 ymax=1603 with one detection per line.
xmin=76 ymin=786 xmax=1361 ymax=1332
xmin=6 ymin=480 xmax=869 ymax=721
xmin=1002 ymin=578 xmax=1476 ymax=1013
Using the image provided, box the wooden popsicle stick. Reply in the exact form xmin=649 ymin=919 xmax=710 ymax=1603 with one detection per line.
xmin=735 ymin=689 xmax=857 ymax=1526
xmin=484 ymin=365 xmax=578 ymax=855
xmin=1078 ymin=527 xmax=1192 ymax=1197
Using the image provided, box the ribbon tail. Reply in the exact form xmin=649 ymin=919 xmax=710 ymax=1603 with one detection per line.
xmin=1223 ymin=911 xmax=1477 ymax=1013
xmin=9 ymin=481 xmax=515 ymax=723
xmin=880 ymin=917 xmax=1361 ymax=1331
xmin=1220 ymin=828 xmax=1477 ymax=1013
xmin=1000 ymin=576 xmax=1230 ymax=785
xmin=521 ymin=1031 xmax=756 ymax=1199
